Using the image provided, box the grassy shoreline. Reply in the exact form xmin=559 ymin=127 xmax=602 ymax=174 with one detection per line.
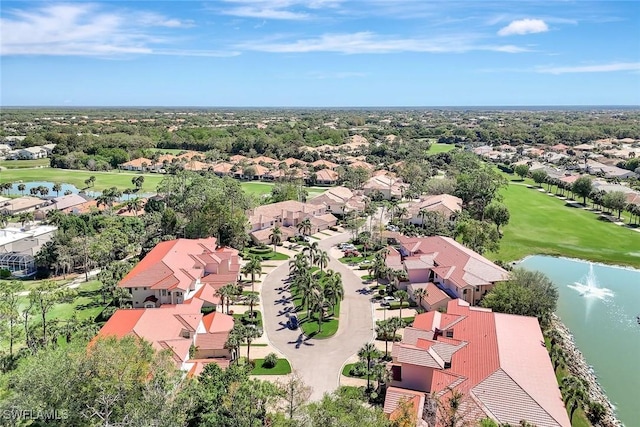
xmin=489 ymin=182 xmax=640 ymax=268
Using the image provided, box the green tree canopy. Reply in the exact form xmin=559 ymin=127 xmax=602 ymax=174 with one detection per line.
xmin=481 ymin=268 xmax=558 ymax=326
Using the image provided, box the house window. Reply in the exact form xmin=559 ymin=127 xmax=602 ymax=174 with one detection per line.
xmin=391 ymin=365 xmax=402 ymax=381
xmin=135 ymin=301 xmax=139 ymax=305
xmin=134 ymin=288 xmax=138 ymax=291
xmin=161 ymin=290 xmax=167 ymax=296
xmin=446 ymin=330 xmax=454 ymax=338
xmin=463 ymin=289 xmax=468 ymax=295
xmin=475 ymin=287 xmax=480 ymax=292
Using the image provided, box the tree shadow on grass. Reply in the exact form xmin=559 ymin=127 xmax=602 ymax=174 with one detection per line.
xmin=564 ymin=202 xmax=584 ymax=208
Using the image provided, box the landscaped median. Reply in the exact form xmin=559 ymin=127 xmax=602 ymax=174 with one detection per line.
xmin=293 ymin=297 xmax=341 ymax=339
xmin=241 ymin=246 xmax=290 ymax=261
xmin=287 ymin=255 xmax=344 ymax=339
xmin=250 ymin=357 xmax=292 ymax=375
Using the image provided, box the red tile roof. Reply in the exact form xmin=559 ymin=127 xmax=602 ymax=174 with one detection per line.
xmin=398 ymin=236 xmax=509 ymax=290
xmin=119 ymin=238 xmax=239 ymax=292
xmin=388 ymin=299 xmax=570 ymax=427
xmin=202 ymin=311 xmax=234 ymax=334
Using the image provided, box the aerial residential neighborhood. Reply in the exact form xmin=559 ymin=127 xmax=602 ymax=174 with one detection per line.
xmin=0 ymin=105 xmax=638 ymax=426
xmin=3 ymin=0 xmax=640 ymax=424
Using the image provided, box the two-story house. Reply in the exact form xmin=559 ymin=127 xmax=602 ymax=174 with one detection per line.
xmin=95 ymin=299 xmax=236 ymax=374
xmin=118 ymin=237 xmax=240 ymax=309
xmin=248 ymin=200 xmax=338 ymax=245
xmin=384 ymin=299 xmax=571 ymax=427
xmin=389 ymin=236 xmax=509 ymax=309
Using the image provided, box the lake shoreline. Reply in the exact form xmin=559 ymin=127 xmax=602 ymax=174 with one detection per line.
xmin=551 ymin=314 xmax=623 ymax=427
xmin=516 ymin=254 xmax=640 ymax=274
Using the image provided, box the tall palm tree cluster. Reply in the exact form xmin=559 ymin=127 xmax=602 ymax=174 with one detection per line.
xmin=544 ymin=329 xmax=607 ymax=425
xmin=287 ymin=243 xmax=344 ymax=333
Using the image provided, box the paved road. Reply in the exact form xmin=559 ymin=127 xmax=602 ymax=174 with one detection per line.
xmin=261 ymin=232 xmax=375 ymax=400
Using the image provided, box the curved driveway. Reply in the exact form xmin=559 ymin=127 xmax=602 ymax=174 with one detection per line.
xmin=261 ymin=232 xmax=374 ymax=400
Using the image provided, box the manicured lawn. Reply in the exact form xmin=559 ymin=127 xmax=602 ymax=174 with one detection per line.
xmin=0 ymin=167 xmax=163 ymax=192
xmin=46 ymin=280 xmax=106 ymax=322
xmin=342 ymin=363 xmax=361 ymax=377
xmin=429 ymin=143 xmax=456 ymax=154
xmin=291 ymin=283 xmax=341 ymax=339
xmin=4 ymin=279 xmax=108 ymax=352
xmin=341 ymin=363 xmax=372 ymax=380
xmin=233 ymin=310 xmax=263 ymax=330
xmin=241 ymin=248 xmax=290 ymax=261
xmin=250 ymin=358 xmax=292 ymax=375
xmin=488 ymin=183 xmax=640 ymax=268
xmin=146 ymin=148 xmax=187 ymax=155
xmin=0 ymin=277 xmax=71 ymax=293
xmin=0 ymin=158 xmax=51 ymax=169
xmin=240 ymin=181 xmax=325 ymax=198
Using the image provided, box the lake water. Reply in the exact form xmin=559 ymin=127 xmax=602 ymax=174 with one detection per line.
xmin=4 ymin=181 xmax=155 ymax=201
xmin=519 ymin=255 xmax=640 ymax=426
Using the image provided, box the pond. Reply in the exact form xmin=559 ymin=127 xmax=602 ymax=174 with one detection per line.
xmin=4 ymin=181 xmax=155 ymax=201
xmin=519 ymin=255 xmax=640 ymax=426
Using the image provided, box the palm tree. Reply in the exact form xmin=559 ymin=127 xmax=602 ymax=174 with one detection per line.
xmin=243 ymin=325 xmax=262 ymax=361
xmin=358 ymin=342 xmax=381 ymax=391
xmin=216 ymin=284 xmax=234 ymax=314
xmin=550 ymin=345 xmax=566 ymax=372
xmin=241 ymin=256 xmax=263 ymax=293
xmin=396 ymin=206 xmax=408 ymax=222
xmin=317 ymin=250 xmax=329 ymax=273
xmin=52 ymin=182 xmax=62 ymax=197
xmin=372 ymin=250 xmax=388 ymax=286
xmin=294 ymin=270 xmax=317 ymax=318
xmin=376 ymin=320 xmax=395 ymax=359
xmin=323 ymin=270 xmax=344 ymax=316
xmin=418 ymin=208 xmax=429 ymax=228
xmin=413 ymin=288 xmax=428 ymax=311
xmin=127 ymin=197 xmax=142 ymax=215
xmin=224 ymin=327 xmax=243 ymax=361
xmin=297 ymin=217 xmax=312 ymax=237
xmin=303 ymin=241 xmax=319 ymax=265
xmin=373 ymin=363 xmax=390 ymax=391
xmin=561 ymin=376 xmax=589 ymax=422
xmin=309 ymin=288 xmax=328 ymax=333
xmin=269 ymin=225 xmax=282 ymax=252
xmin=394 ymin=290 xmax=409 ymax=319
xmin=288 ymin=252 xmax=309 ymax=277
xmin=17 ymin=183 xmax=26 ymax=195
xmin=113 ymin=287 xmax=131 ymax=308
xmin=0 ymin=212 xmax=9 ymax=228
xmin=245 ymin=293 xmax=259 ymax=318
xmin=19 ymin=211 xmax=34 ymax=227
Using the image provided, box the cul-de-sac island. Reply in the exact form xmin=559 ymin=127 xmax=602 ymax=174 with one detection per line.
xmin=0 ymin=108 xmax=639 ymax=427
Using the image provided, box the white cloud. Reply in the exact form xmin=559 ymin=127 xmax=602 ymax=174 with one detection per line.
xmin=0 ymin=3 xmax=232 ymax=57
xmin=237 ymin=31 xmax=528 ymax=54
xmin=218 ymin=0 xmax=343 ymax=20
xmin=222 ymin=6 xmax=309 ymax=20
xmin=537 ymin=62 xmax=640 ymax=74
xmin=498 ymin=19 xmax=548 ymax=36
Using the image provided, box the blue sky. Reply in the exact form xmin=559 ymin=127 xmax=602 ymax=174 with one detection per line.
xmin=1 ymin=1 xmax=639 ymax=106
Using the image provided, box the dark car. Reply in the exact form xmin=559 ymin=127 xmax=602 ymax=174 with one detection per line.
xmin=288 ymin=315 xmax=299 ymax=330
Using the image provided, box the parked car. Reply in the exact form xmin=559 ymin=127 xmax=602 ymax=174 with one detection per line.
xmin=288 ymin=315 xmax=299 ymax=330
xmin=386 ymin=224 xmax=399 ymax=232
xmin=381 ymin=296 xmax=396 ymax=306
